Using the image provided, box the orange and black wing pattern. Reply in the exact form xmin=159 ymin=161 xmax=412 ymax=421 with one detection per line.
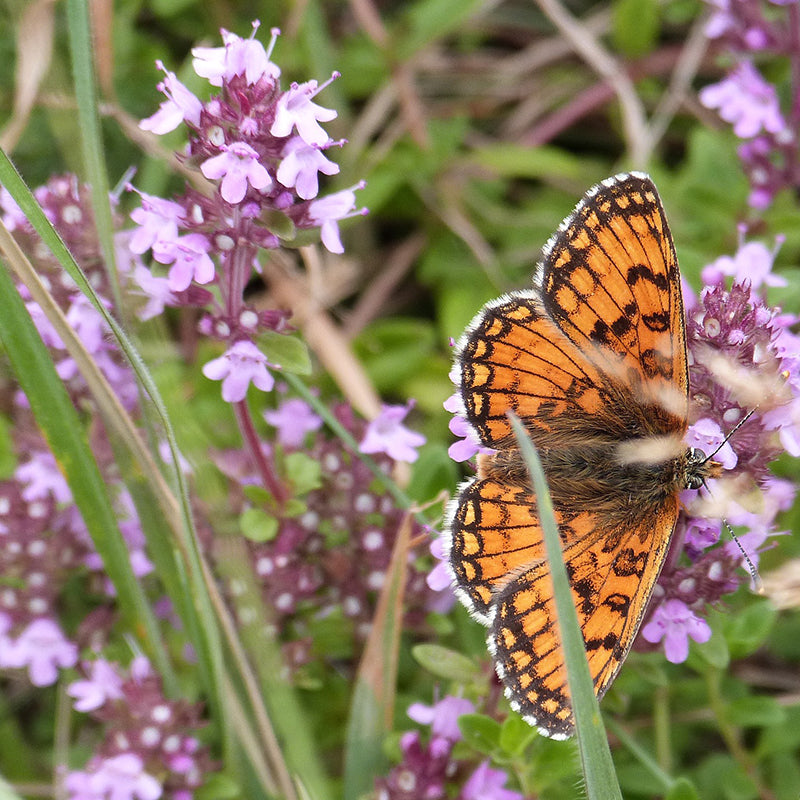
xmin=446 ymin=172 xmax=690 ymax=739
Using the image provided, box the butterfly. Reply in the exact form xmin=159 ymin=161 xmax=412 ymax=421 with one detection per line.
xmin=444 ymin=172 xmax=721 ymax=739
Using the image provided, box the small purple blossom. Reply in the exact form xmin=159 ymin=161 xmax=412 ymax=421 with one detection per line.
xmin=276 ymin=136 xmax=340 ymax=200
xmin=139 ymin=63 xmax=203 ymax=135
xmin=132 ymin=265 xmax=176 ymax=320
xmin=686 ymin=418 xmax=738 ymax=470
xmin=153 ymin=232 xmax=215 ymax=291
xmin=128 ymin=192 xmax=185 ymax=256
xmin=2 ymin=617 xmax=78 ymax=686
xmin=701 ymin=235 xmax=786 ymax=289
xmin=699 ymin=61 xmax=787 ymax=139
xmin=192 ymin=23 xmax=280 ymax=87
xmin=201 ymin=142 xmax=273 ymax=204
xmin=202 ymin=340 xmax=278 ymax=402
xmin=460 ymin=761 xmax=524 ymax=800
xmin=15 ymin=450 xmax=72 ymax=504
xmin=360 ymin=402 xmax=426 ymax=463
xmin=307 ymin=183 xmax=367 ymax=254
xmin=68 ymin=659 xmax=125 ymax=711
xmin=270 ymin=76 xmax=338 ymax=146
xmin=641 ymin=599 xmax=712 ymax=663
xmin=426 ymin=537 xmax=454 ymax=593
xmin=407 ymin=695 xmax=475 ymax=742
xmin=263 ymin=397 xmax=323 ymax=448
xmin=65 ymin=753 xmax=162 ymax=800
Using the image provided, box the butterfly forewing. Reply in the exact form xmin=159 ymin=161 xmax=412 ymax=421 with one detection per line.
xmin=540 ymin=173 xmax=688 ymax=398
xmin=447 ymin=172 xmax=692 ymax=738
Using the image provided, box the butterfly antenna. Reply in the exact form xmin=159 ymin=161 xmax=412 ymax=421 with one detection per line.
xmin=703 ymin=408 xmax=758 ymax=463
xmin=724 ymin=520 xmax=764 ymax=595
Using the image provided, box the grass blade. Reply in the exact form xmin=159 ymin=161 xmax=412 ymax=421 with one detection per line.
xmin=0 ymin=233 xmax=170 ymax=678
xmin=344 ymin=513 xmax=413 ymax=798
xmin=508 ymin=412 xmax=622 ymax=800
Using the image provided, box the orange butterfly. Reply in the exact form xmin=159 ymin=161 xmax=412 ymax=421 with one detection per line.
xmin=445 ymin=173 xmax=721 ymax=739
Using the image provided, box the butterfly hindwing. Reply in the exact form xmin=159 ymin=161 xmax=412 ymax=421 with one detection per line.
xmin=489 ymin=496 xmax=679 ymax=739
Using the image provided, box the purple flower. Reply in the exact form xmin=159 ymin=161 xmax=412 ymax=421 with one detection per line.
xmin=447 ymin=414 xmax=491 ymax=462
xmin=701 ymin=236 xmax=786 ymax=289
xmin=65 ymin=294 xmax=110 ymax=355
xmin=192 ymin=23 xmax=280 ymax=87
xmin=128 ymin=191 xmax=185 ymax=256
xmin=2 ymin=617 xmax=78 ymax=686
xmin=426 ymin=537 xmax=454 ymax=592
xmin=683 ymin=517 xmax=722 ymax=554
xmin=0 ymin=186 xmax=28 ymax=230
xmin=276 ymin=136 xmax=340 ymax=200
xmin=641 ymin=599 xmax=712 ymax=663
xmin=263 ymin=397 xmax=323 ymax=448
xmin=460 ymin=761 xmax=524 ymax=800
xmin=307 ymin=183 xmax=367 ymax=254
xmin=153 ymin=232 xmax=215 ymax=292
xmin=699 ymin=62 xmax=786 ymax=139
xmin=270 ymin=76 xmax=338 ymax=146
xmin=132 ymin=265 xmax=176 ymax=321
xmin=202 ymin=340 xmax=278 ymax=402
xmin=65 ymin=754 xmax=162 ymax=800
xmin=407 ymin=695 xmax=475 ymax=742
xmin=201 ymin=142 xmax=273 ymax=204
xmin=68 ymin=659 xmax=125 ymax=711
xmin=139 ymin=62 xmax=202 ymax=135
xmin=15 ymin=450 xmax=72 ymax=504
xmin=686 ymin=418 xmax=738 ymax=470
xmin=360 ymin=402 xmax=426 ymax=463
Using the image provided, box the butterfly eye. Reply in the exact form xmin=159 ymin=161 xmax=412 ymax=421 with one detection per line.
xmin=688 ymin=446 xmax=707 ymax=464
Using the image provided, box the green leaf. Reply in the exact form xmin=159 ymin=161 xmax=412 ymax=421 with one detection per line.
xmin=727 ymin=696 xmax=786 ymax=728
xmin=285 ymin=452 xmax=323 ymax=495
xmin=665 ymin=778 xmax=701 ymax=800
xmin=458 ymin=713 xmax=502 ymax=754
xmin=344 ymin=516 xmax=413 ymax=799
xmin=0 ymin=414 xmax=16 ymax=478
xmin=469 ymin=144 xmax=584 ymax=181
xmin=613 ymin=0 xmax=660 ymax=57
xmin=262 ymin=208 xmax=297 ymax=240
xmin=354 ymin=318 xmax=437 ymax=394
xmin=412 ymin=643 xmax=483 ymax=682
xmin=194 ymin=773 xmax=240 ymax=800
xmin=242 ymin=485 xmax=274 ymax=507
xmin=499 ymin=713 xmax=538 ymax=756
xmin=396 ymin=0 xmax=487 ymax=59
xmin=240 ymin=508 xmax=279 ymax=543
xmin=724 ymin=599 xmax=778 ymax=658
xmin=259 ymin=330 xmax=312 ymax=375
xmin=693 ymin=620 xmax=730 ymax=670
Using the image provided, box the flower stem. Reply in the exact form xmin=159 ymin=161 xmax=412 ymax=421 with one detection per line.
xmin=233 ymin=399 xmax=288 ymax=506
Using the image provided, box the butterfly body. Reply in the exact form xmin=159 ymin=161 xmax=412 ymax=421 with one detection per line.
xmin=446 ymin=173 xmax=720 ymax=739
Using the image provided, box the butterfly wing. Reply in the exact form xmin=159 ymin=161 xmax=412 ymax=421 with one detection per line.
xmin=447 ymin=478 xmax=604 ymax=623
xmin=457 ymin=293 xmax=610 ymax=448
xmin=488 ymin=496 xmax=679 ymax=739
xmin=540 ymin=172 xmax=688 ymax=401
xmin=457 ymin=173 xmax=687 ymax=451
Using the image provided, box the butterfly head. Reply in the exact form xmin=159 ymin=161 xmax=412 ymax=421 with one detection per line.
xmin=684 ymin=446 xmax=723 ymax=490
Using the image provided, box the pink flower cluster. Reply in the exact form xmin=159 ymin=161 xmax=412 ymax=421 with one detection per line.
xmin=64 ymin=657 xmax=214 ymax=800
xmin=130 ymin=22 xmax=367 ymax=403
xmin=699 ymin=0 xmax=800 ymax=208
